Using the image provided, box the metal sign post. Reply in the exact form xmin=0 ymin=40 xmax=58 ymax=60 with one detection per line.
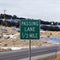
xmin=29 ymin=40 xmax=31 ymax=60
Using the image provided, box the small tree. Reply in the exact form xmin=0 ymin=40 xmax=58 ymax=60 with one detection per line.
xmin=12 ymin=15 xmax=17 ymax=19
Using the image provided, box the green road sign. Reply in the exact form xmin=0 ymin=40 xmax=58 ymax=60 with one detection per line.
xmin=20 ymin=19 xmax=40 ymax=39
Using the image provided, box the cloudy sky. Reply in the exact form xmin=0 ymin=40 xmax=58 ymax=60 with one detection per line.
xmin=0 ymin=0 xmax=60 ymax=22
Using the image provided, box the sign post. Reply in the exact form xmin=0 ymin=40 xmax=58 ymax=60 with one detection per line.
xmin=29 ymin=40 xmax=31 ymax=60
xmin=20 ymin=19 xmax=40 ymax=60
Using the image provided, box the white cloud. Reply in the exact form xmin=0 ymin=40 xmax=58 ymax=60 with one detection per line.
xmin=0 ymin=0 xmax=60 ymax=22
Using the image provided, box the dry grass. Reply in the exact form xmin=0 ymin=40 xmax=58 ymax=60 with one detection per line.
xmin=56 ymin=54 xmax=60 ymax=60
xmin=0 ymin=26 xmax=59 ymax=47
xmin=0 ymin=26 xmax=60 ymax=51
xmin=37 ymin=55 xmax=56 ymax=60
xmin=41 ymin=31 xmax=60 ymax=37
xmin=36 ymin=54 xmax=60 ymax=60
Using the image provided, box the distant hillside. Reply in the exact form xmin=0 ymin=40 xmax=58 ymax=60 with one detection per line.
xmin=40 ymin=20 xmax=60 ymax=25
xmin=0 ymin=14 xmax=20 ymax=19
xmin=0 ymin=13 xmax=60 ymax=27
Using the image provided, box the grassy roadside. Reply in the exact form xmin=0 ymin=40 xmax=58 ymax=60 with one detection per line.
xmin=37 ymin=55 xmax=57 ymax=60
xmin=0 ymin=26 xmax=60 ymax=52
